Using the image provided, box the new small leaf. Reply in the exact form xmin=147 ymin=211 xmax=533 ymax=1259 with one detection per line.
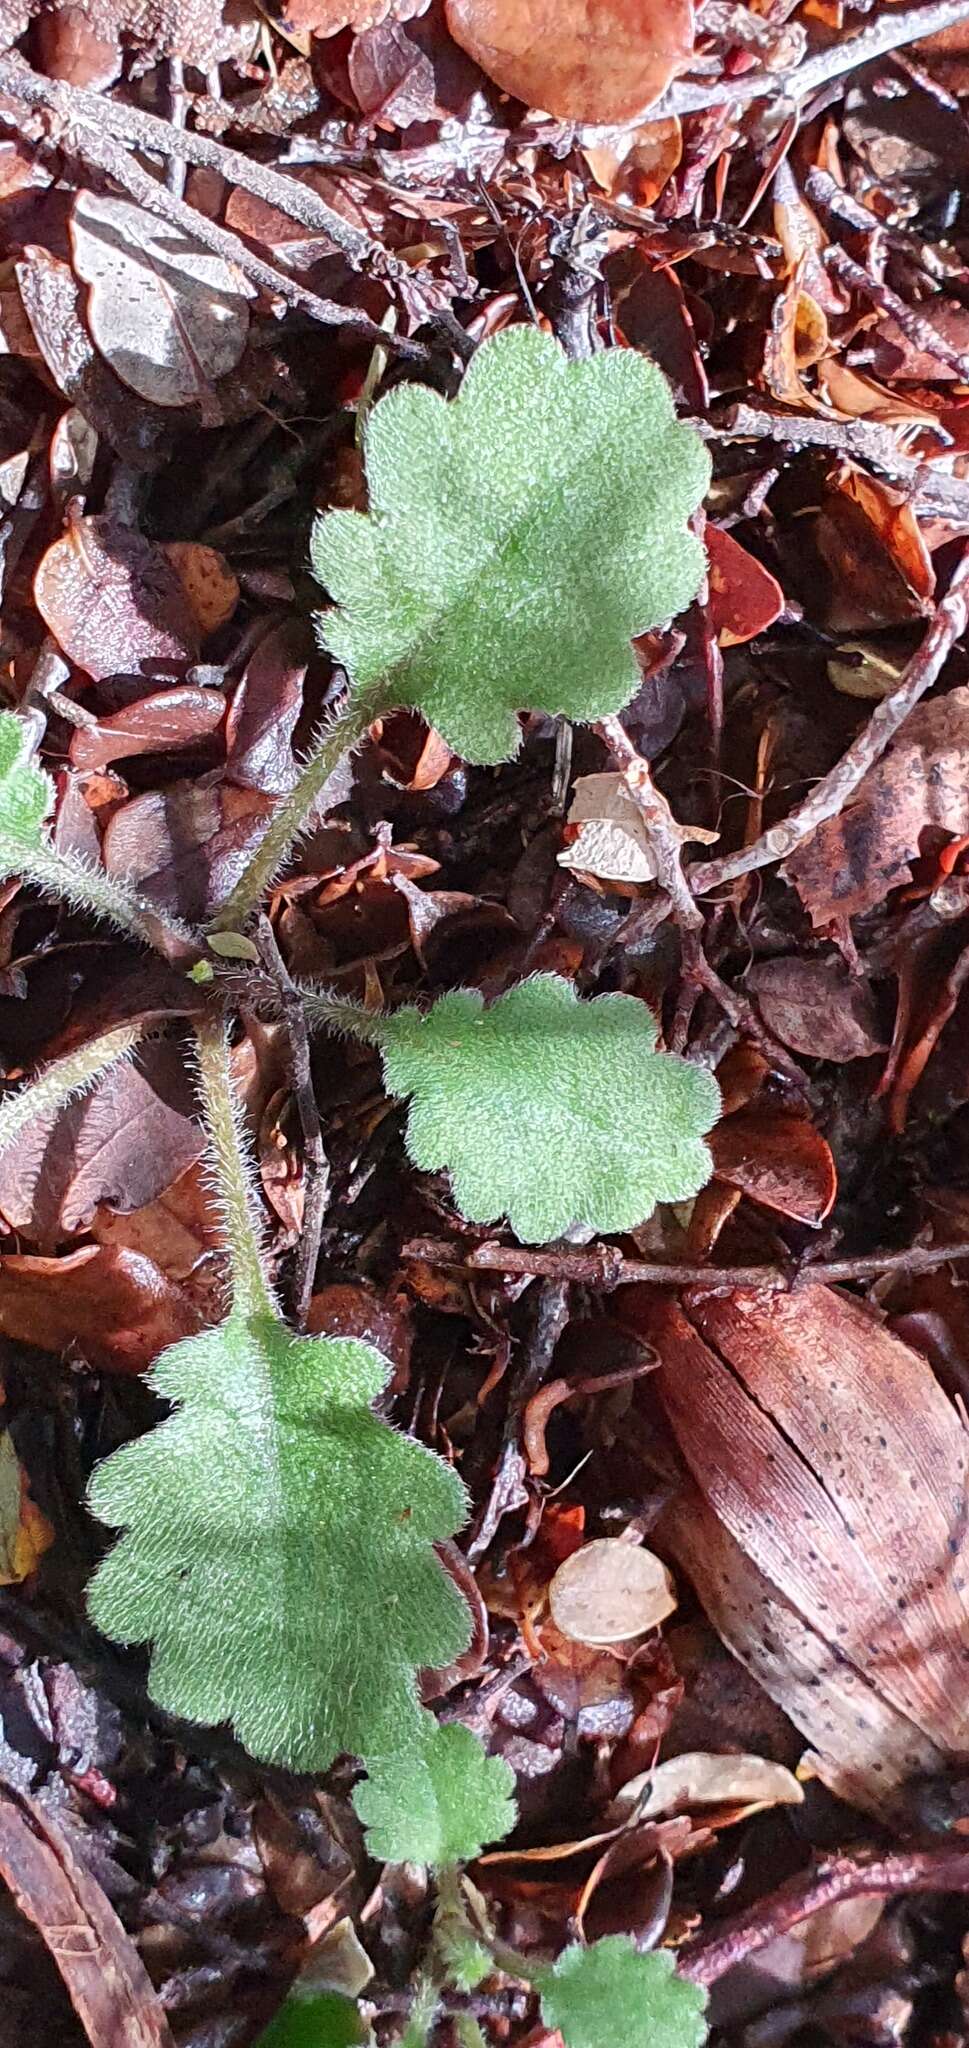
xmin=312 ymin=327 xmax=709 ymax=764
xmin=0 ymin=711 xmax=52 ymax=855
xmin=536 ymin=1940 xmax=708 ymax=2048
xmin=379 ymin=975 xmax=719 ymax=1243
xmin=88 ymin=1320 xmax=471 ymax=1769
xmin=354 ymin=1720 xmax=516 ymax=1865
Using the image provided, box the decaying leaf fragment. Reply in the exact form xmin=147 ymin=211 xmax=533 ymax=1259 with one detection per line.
xmin=624 ymin=1284 xmax=969 ymax=1818
xmin=445 ymin=0 xmax=695 ymax=124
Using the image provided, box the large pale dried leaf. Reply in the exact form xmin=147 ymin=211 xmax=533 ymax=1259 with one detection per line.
xmin=70 ymin=191 xmax=251 ymax=410
xmin=630 ymin=1285 xmax=969 ymax=1814
xmin=34 ymin=518 xmax=199 ymax=679
xmin=444 ymin=0 xmax=695 ymax=123
xmin=785 ymin=685 xmax=969 ymax=926
xmin=16 ymin=247 xmax=167 ymax=471
xmin=548 ymin=1539 xmax=676 ymax=1646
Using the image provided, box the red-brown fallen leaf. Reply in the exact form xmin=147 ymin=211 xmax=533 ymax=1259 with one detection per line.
xmin=34 ymin=516 xmax=199 ymax=680
xmin=277 ymin=0 xmax=425 ymax=30
xmin=0 ymin=1244 xmax=202 ymax=1372
xmin=444 ymin=0 xmax=695 ymax=123
xmin=785 ymin=685 xmax=969 ymax=927
xmin=0 ymin=1038 xmax=205 ymax=1247
xmin=69 ymin=686 xmax=225 ymax=772
xmin=225 ymin=618 xmax=308 ymax=795
xmin=16 ymin=248 xmax=168 ymax=471
xmin=746 ymin=956 xmax=885 ymax=1062
xmin=0 ymin=1784 xmax=175 ymax=2048
xmin=162 ymin=542 xmax=239 ymax=636
xmin=623 ymin=1285 xmax=969 ymax=1817
xmin=705 ymin=527 xmax=784 ymax=648
xmin=102 ymin=779 xmax=273 ymax=924
xmin=709 ymin=1110 xmax=837 ymax=1225
xmin=814 ymin=469 xmax=935 ymax=632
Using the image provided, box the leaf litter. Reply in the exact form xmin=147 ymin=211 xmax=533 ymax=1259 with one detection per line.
xmin=6 ymin=3 xmax=969 ymax=2045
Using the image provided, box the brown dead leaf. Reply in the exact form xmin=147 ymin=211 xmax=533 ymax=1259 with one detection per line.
xmin=624 ymin=1284 xmax=969 ymax=1817
xmin=444 ymin=0 xmax=695 ymax=123
xmin=163 ymin=542 xmax=239 ymax=636
xmin=69 ymin=191 xmax=251 ymax=414
xmin=69 ymin=686 xmax=224 ymax=771
xmin=0 ymin=1037 xmax=205 ymax=1247
xmin=279 ymin=0 xmax=425 ymax=30
xmin=785 ymin=685 xmax=969 ymax=927
xmin=0 ymin=1243 xmax=202 ymax=1372
xmin=709 ymin=1110 xmax=837 ymax=1225
xmin=35 ymin=516 xmax=199 ymax=680
xmin=16 ymin=247 xmax=168 ymax=470
xmin=705 ymin=526 xmax=784 ymax=647
xmin=814 ymin=470 xmax=935 ymax=632
xmin=0 ymin=1426 xmax=54 ymax=1584
xmin=746 ymin=956 xmax=885 ymax=1062
xmin=0 ymin=1783 xmax=175 ymax=2048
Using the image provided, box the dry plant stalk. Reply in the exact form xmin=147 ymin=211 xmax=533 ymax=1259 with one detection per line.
xmin=622 ymin=1284 xmax=969 ymax=1818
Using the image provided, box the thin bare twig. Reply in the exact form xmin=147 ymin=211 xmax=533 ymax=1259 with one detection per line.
xmin=680 ymin=1844 xmax=969 ymax=1986
xmin=825 ymin=241 xmax=969 ymax=382
xmin=402 ymin=1236 xmax=969 ymax=1294
xmin=702 ymin=404 xmax=969 ymax=525
xmin=657 ymin=0 xmax=969 ymax=117
xmin=689 ymin=548 xmax=969 ymax=895
xmin=255 ymin=916 xmax=329 ymax=1328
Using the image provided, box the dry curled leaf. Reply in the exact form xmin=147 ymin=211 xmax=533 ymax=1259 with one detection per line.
xmin=559 ymin=772 xmax=716 ymax=886
xmin=0 ymin=1426 xmax=54 ymax=1584
xmin=623 ymin=1284 xmax=969 ymax=1818
xmin=444 ymin=0 xmax=695 ymax=123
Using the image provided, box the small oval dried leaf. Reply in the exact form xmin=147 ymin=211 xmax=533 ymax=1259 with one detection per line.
xmin=163 ymin=542 xmax=239 ymax=636
xmin=611 ymin=1750 xmax=804 ymax=1824
xmin=445 ymin=0 xmax=695 ymax=123
xmin=70 ymin=190 xmax=251 ymax=410
xmin=35 ymin=518 xmax=199 ymax=679
xmin=0 ymin=1430 xmax=54 ymax=1584
xmin=549 ymin=1539 xmax=677 ymax=1646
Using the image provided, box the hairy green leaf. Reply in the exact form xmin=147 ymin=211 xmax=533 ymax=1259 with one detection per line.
xmin=536 ymin=1940 xmax=708 ymax=2048
xmin=354 ymin=1720 xmax=516 ymax=1865
xmin=0 ymin=711 xmax=52 ymax=853
xmin=88 ymin=1319 xmax=471 ymax=1770
xmin=379 ymin=975 xmax=719 ymax=1243
xmin=311 ymin=328 xmax=709 ymax=764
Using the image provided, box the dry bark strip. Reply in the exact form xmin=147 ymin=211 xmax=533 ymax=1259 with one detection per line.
xmin=0 ymin=1782 xmax=175 ymax=2048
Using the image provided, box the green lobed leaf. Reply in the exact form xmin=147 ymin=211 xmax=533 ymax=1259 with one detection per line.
xmin=354 ymin=1719 xmax=516 ymax=1865
xmin=88 ymin=1318 xmax=471 ymax=1770
xmin=0 ymin=711 xmax=53 ymax=852
xmin=379 ymin=974 xmax=720 ymax=1244
xmin=536 ymin=1940 xmax=708 ymax=2048
xmin=311 ymin=327 xmax=710 ymax=765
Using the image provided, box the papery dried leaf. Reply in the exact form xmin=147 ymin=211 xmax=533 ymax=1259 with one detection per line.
xmin=162 ymin=543 xmax=239 ymax=636
xmin=611 ymin=1749 xmax=803 ymax=1824
xmin=34 ymin=518 xmax=199 ymax=679
xmin=628 ymin=1285 xmax=969 ymax=1815
xmin=549 ymin=1541 xmax=677 ymax=1647
xmin=444 ymin=0 xmax=695 ymax=123
xmin=786 ymin=685 xmax=969 ymax=927
xmin=69 ymin=687 xmax=224 ymax=771
xmin=70 ymin=191 xmax=251 ymax=412
xmin=16 ymin=247 xmax=168 ymax=470
xmin=814 ymin=470 xmax=935 ymax=632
